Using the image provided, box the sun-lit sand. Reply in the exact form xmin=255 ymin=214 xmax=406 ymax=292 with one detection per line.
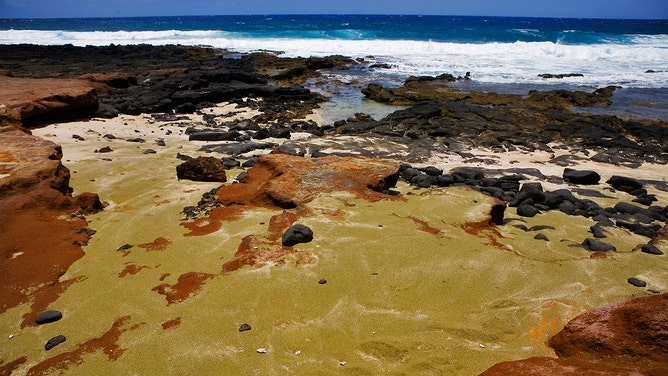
xmin=6 ymin=102 xmax=665 ymax=374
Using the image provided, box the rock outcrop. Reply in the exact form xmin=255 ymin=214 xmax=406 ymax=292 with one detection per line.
xmin=353 ymin=79 xmax=667 ymax=166
xmin=0 ymin=77 xmax=102 ymax=321
xmin=176 ymin=156 xmax=228 ymax=182
xmin=480 ymin=293 xmax=668 ymax=375
xmin=0 ymin=75 xmax=98 ymax=126
xmin=213 ymin=153 xmax=401 ymax=210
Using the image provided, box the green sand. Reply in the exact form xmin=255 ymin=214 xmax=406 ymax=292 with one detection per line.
xmin=3 ymin=117 xmax=666 ymax=375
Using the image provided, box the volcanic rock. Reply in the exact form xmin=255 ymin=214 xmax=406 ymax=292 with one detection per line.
xmin=641 ymin=243 xmax=664 ymax=255
xmin=176 ymin=156 xmax=227 ymax=182
xmin=0 ymin=123 xmax=99 ymax=317
xmin=582 ymin=238 xmax=616 ymax=252
xmin=211 ymin=154 xmax=401 ymax=210
xmin=0 ymin=75 xmax=98 ymax=126
xmin=481 ymin=293 xmax=668 ymax=375
xmin=281 ymin=224 xmax=314 ymax=246
xmin=607 ymin=175 xmax=644 ymax=193
xmin=563 ymin=168 xmax=601 ymax=185
xmin=34 ymin=310 xmax=63 ymax=325
xmin=44 ymin=335 xmax=67 ymax=351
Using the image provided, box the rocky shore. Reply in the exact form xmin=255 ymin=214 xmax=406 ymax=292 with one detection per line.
xmin=1 ymin=44 xmax=666 ymax=375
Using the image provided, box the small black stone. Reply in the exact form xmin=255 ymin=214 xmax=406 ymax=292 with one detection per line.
xmin=45 ymin=335 xmax=66 ymax=350
xmin=534 ymin=233 xmax=549 ymax=241
xmin=35 ymin=310 xmax=63 ymax=325
xmin=627 ymin=277 xmax=647 ymax=287
xmin=281 ymin=224 xmax=314 ymax=246
xmin=582 ymin=238 xmax=616 ymax=252
xmin=239 ymin=323 xmax=252 ymax=332
xmin=318 ymin=279 xmax=327 ymax=285
xmin=117 ymin=244 xmax=133 ymax=251
xmin=641 ymin=244 xmax=664 ymax=255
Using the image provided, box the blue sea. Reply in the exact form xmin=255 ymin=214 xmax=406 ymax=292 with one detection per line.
xmin=2 ymin=15 xmax=667 ymax=119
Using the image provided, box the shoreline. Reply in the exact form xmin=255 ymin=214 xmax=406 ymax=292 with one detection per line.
xmin=1 ymin=44 xmax=667 ymax=375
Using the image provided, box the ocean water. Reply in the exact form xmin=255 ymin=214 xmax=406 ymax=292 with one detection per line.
xmin=1 ymin=15 xmax=667 ymax=119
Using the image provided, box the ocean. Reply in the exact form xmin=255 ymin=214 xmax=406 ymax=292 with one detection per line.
xmin=1 ymin=15 xmax=667 ymax=120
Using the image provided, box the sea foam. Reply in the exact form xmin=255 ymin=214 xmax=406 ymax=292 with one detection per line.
xmin=1 ymin=29 xmax=667 ymax=88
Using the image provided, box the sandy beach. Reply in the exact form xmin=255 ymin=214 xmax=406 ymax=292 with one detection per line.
xmin=1 ymin=44 xmax=666 ymax=375
xmin=2 ymin=101 xmax=658 ymax=374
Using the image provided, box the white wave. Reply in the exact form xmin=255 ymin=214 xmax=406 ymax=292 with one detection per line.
xmin=1 ymin=29 xmax=667 ymax=88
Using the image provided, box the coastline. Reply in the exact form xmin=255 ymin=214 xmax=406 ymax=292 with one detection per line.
xmin=1 ymin=44 xmax=666 ymax=375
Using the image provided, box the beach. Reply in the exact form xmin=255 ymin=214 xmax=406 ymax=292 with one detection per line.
xmin=1 ymin=42 xmax=667 ymax=375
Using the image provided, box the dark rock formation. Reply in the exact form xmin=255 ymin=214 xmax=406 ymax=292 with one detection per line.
xmin=607 ymin=175 xmax=644 ymax=193
xmin=176 ymin=156 xmax=227 ymax=182
xmin=563 ymin=168 xmax=600 ymax=185
xmin=0 ymin=44 xmax=353 ymax=123
xmin=641 ymin=243 xmax=664 ymax=255
xmin=538 ymin=73 xmax=584 ymax=79
xmin=351 ymin=77 xmax=667 ymax=166
xmin=281 ymin=224 xmax=314 ymax=246
xmin=582 ymin=238 xmax=617 ymax=252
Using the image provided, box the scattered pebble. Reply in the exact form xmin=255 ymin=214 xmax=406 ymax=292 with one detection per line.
xmin=35 ymin=310 xmax=63 ymax=325
xmin=627 ymin=277 xmax=647 ymax=287
xmin=45 ymin=335 xmax=66 ymax=350
xmin=318 ymin=279 xmax=327 ymax=285
xmin=116 ymin=244 xmax=133 ymax=252
xmin=8 ymin=334 xmax=14 ymax=339
xmin=256 ymin=348 xmax=267 ymax=354
xmin=239 ymin=323 xmax=251 ymax=332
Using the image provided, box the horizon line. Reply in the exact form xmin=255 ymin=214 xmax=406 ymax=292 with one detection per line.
xmin=2 ymin=13 xmax=667 ymax=21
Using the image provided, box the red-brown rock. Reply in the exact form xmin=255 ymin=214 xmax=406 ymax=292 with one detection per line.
xmin=214 ymin=153 xmax=401 ymax=209
xmin=0 ymin=75 xmax=98 ymax=126
xmin=176 ymin=156 xmax=227 ymax=182
xmin=0 ymin=76 xmax=102 ymax=321
xmin=549 ymin=293 xmax=668 ymax=367
xmin=480 ymin=293 xmax=668 ymax=375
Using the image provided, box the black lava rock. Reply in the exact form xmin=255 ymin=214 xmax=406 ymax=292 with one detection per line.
xmin=641 ymin=244 xmax=664 ymax=255
xmin=590 ymin=225 xmax=607 ymax=238
xmin=563 ymin=168 xmax=601 ymax=185
xmin=35 ymin=310 xmax=63 ymax=325
xmin=282 ymin=224 xmax=314 ymax=246
xmin=239 ymin=323 xmax=252 ymax=332
xmin=45 ymin=335 xmax=67 ymax=350
xmin=627 ymin=277 xmax=647 ymax=287
xmin=534 ymin=233 xmax=549 ymax=241
xmin=517 ymin=204 xmax=540 ymax=217
xmin=607 ymin=175 xmax=643 ymax=193
xmin=582 ymin=238 xmax=616 ymax=252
